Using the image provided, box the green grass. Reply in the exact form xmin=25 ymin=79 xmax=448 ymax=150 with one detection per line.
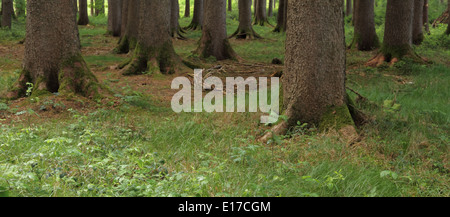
xmin=0 ymin=3 xmax=449 ymax=197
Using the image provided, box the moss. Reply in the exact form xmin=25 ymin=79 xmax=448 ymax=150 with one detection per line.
xmin=381 ymin=44 xmax=413 ymax=60
xmin=319 ymin=104 xmax=355 ymax=132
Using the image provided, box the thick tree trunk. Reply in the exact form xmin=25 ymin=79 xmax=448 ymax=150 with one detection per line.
xmin=115 ymin=0 xmax=140 ymax=54
xmin=78 ymin=0 xmax=90 ymax=26
xmin=121 ymin=0 xmax=180 ymax=75
xmin=107 ymin=0 xmax=122 ymax=36
xmin=273 ymin=0 xmax=287 ymax=32
xmin=1 ymin=0 xmax=12 ymax=29
xmin=184 ymin=0 xmax=190 ymax=17
xmin=254 ymin=0 xmax=269 ymax=26
xmin=184 ymin=0 xmax=203 ymax=30
xmin=230 ymin=0 xmax=261 ymax=39
xmin=260 ymin=0 xmax=354 ymax=141
xmin=412 ymin=0 xmax=424 ymax=45
xmin=196 ymin=0 xmax=237 ymax=60
xmin=350 ymin=0 xmax=379 ymax=51
xmin=8 ymin=0 xmax=100 ymax=99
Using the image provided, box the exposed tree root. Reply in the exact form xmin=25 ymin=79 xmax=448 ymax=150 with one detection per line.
xmin=229 ymin=28 xmax=262 ymax=40
xmin=365 ymin=51 xmax=428 ymax=67
xmin=183 ymin=22 xmax=202 ymax=31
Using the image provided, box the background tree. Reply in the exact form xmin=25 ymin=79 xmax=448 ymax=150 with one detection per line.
xmin=346 ymin=0 xmax=352 ymax=17
xmin=184 ymin=0 xmax=203 ymax=30
xmin=447 ymin=0 xmax=450 ymax=35
xmin=273 ymin=0 xmax=287 ymax=32
xmin=8 ymin=0 xmax=100 ymax=99
xmin=184 ymin=0 xmax=190 ymax=17
xmin=195 ymin=0 xmax=237 ymax=60
xmin=413 ymin=0 xmax=425 ymax=45
xmin=349 ymin=0 xmax=379 ymax=51
xmin=1 ymin=0 xmax=12 ymax=29
xmin=115 ymin=0 xmax=140 ymax=54
xmin=120 ymin=0 xmax=128 ymax=37
xmin=121 ymin=0 xmax=180 ymax=75
xmin=78 ymin=0 xmax=90 ymax=26
xmin=228 ymin=0 xmax=232 ymax=11
xmin=268 ymin=0 xmax=273 ymax=17
xmin=107 ymin=0 xmax=122 ymax=36
xmin=230 ymin=0 xmax=262 ymax=39
xmin=260 ymin=0 xmax=356 ymax=142
xmin=170 ymin=0 xmax=185 ymax=39
xmin=367 ymin=0 xmax=424 ymax=66
xmin=254 ymin=0 xmax=269 ymax=26
xmin=424 ymin=0 xmax=430 ymax=34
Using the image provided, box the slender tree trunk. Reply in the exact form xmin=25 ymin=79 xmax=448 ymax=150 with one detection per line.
xmin=121 ymin=0 xmax=180 ymax=75
xmin=1 ymin=0 xmax=12 ymax=29
xmin=78 ymin=0 xmax=90 ymax=25
xmin=228 ymin=0 xmax=232 ymax=11
xmin=346 ymin=0 xmax=352 ymax=17
xmin=184 ymin=0 xmax=190 ymax=17
xmin=184 ymin=0 xmax=203 ymax=30
xmin=196 ymin=0 xmax=237 ymax=60
xmin=413 ymin=0 xmax=424 ymax=45
xmin=260 ymin=0 xmax=355 ymax=142
xmin=446 ymin=0 xmax=450 ymax=35
xmin=268 ymin=0 xmax=273 ymax=17
xmin=423 ymin=0 xmax=430 ymax=34
xmin=115 ymin=0 xmax=140 ymax=54
xmin=107 ymin=0 xmax=122 ymax=36
xmin=230 ymin=0 xmax=261 ymax=39
xmin=350 ymin=0 xmax=379 ymax=51
xmin=8 ymin=0 xmax=100 ymax=99
xmin=120 ymin=0 xmax=129 ymax=37
xmin=91 ymin=0 xmax=94 ymax=16
xmin=254 ymin=0 xmax=269 ymax=26
xmin=273 ymin=0 xmax=287 ymax=32
xmin=170 ymin=0 xmax=185 ymax=39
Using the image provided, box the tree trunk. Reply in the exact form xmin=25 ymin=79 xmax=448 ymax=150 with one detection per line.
xmin=91 ymin=0 xmax=94 ymax=16
xmin=120 ymin=0 xmax=128 ymax=37
xmin=78 ymin=0 xmax=90 ymax=26
xmin=268 ymin=0 xmax=273 ymax=17
xmin=350 ymin=0 xmax=379 ymax=51
xmin=1 ymin=0 xmax=12 ymax=29
xmin=184 ymin=0 xmax=190 ymax=17
xmin=120 ymin=0 xmax=180 ymax=75
xmin=8 ymin=0 xmax=100 ymax=99
xmin=184 ymin=0 xmax=203 ymax=30
xmin=107 ymin=0 xmax=122 ymax=36
xmin=367 ymin=0 xmax=424 ymax=66
xmin=230 ymin=0 xmax=261 ymax=39
xmin=412 ymin=0 xmax=424 ymax=45
xmin=423 ymin=0 xmax=429 ymax=34
xmin=260 ymin=0 xmax=355 ymax=141
xmin=228 ymin=0 xmax=232 ymax=11
xmin=446 ymin=0 xmax=450 ymax=35
xmin=196 ymin=0 xmax=237 ymax=60
xmin=115 ymin=0 xmax=140 ymax=54
xmin=170 ymin=0 xmax=185 ymax=39
xmin=273 ymin=0 xmax=287 ymax=32
xmin=346 ymin=0 xmax=352 ymax=17
xmin=254 ymin=0 xmax=269 ymax=26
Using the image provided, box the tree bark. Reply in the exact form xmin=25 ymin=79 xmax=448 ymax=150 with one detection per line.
xmin=346 ymin=0 xmax=352 ymax=17
xmin=446 ymin=0 xmax=450 ymax=35
xmin=170 ymin=0 xmax=185 ymax=39
xmin=228 ymin=0 xmax=232 ymax=11
xmin=273 ymin=0 xmax=287 ymax=32
xmin=91 ymin=0 xmax=94 ymax=16
xmin=268 ymin=0 xmax=273 ymax=17
xmin=230 ymin=0 xmax=261 ymax=39
xmin=184 ymin=0 xmax=190 ymax=17
xmin=184 ymin=0 xmax=203 ymax=30
xmin=412 ymin=0 xmax=424 ymax=45
xmin=423 ymin=0 xmax=429 ymax=34
xmin=350 ymin=0 xmax=379 ymax=51
xmin=1 ymin=0 xmax=12 ymax=29
xmin=261 ymin=0 xmax=354 ymax=141
xmin=196 ymin=0 xmax=237 ymax=60
xmin=107 ymin=0 xmax=122 ymax=36
xmin=8 ymin=0 xmax=100 ymax=99
xmin=254 ymin=0 xmax=269 ymax=26
xmin=115 ymin=0 xmax=140 ymax=54
xmin=120 ymin=0 xmax=180 ymax=75
xmin=78 ymin=0 xmax=90 ymax=26
xmin=120 ymin=0 xmax=128 ymax=37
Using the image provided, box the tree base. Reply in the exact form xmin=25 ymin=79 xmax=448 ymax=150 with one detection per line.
xmin=365 ymin=50 xmax=428 ymax=67
xmin=114 ymin=35 xmax=137 ymax=54
xmin=229 ymin=28 xmax=262 ymax=40
xmin=183 ymin=22 xmax=202 ymax=31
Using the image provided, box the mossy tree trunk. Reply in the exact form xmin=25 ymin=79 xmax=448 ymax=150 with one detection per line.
xmin=412 ymin=0 xmax=425 ymax=45
xmin=120 ymin=0 xmax=180 ymax=76
xmin=349 ymin=0 xmax=380 ymax=51
xmin=195 ymin=0 xmax=237 ymax=60
xmin=115 ymin=0 xmax=140 ymax=54
xmin=184 ymin=0 xmax=203 ymax=30
xmin=1 ymin=0 xmax=12 ymax=29
xmin=273 ymin=0 xmax=287 ymax=32
xmin=260 ymin=0 xmax=356 ymax=142
xmin=78 ymin=0 xmax=90 ymax=26
xmin=107 ymin=0 xmax=122 ymax=37
xmin=230 ymin=0 xmax=262 ymax=39
xmin=7 ymin=0 xmax=100 ymax=99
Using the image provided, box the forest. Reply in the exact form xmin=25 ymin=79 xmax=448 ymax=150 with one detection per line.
xmin=0 ymin=0 xmax=448 ymax=198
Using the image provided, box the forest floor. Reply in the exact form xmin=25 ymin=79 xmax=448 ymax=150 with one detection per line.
xmin=0 ymin=15 xmax=449 ymax=197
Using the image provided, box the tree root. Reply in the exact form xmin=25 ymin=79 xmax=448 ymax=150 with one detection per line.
xmin=229 ymin=28 xmax=262 ymax=40
xmin=183 ymin=22 xmax=202 ymax=31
